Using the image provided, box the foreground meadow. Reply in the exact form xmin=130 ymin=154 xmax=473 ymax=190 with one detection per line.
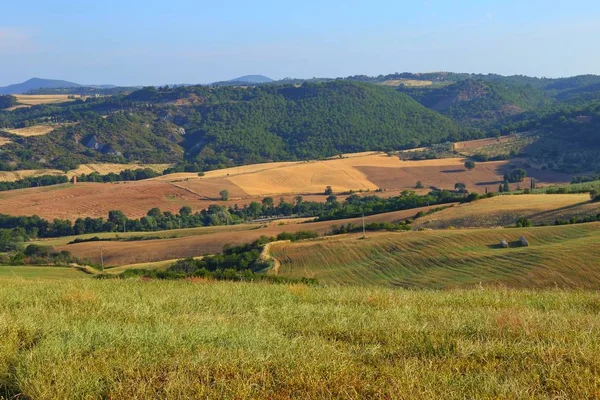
xmin=1 ymin=279 xmax=599 ymax=399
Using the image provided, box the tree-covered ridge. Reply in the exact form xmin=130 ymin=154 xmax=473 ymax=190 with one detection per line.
xmin=398 ymin=80 xmax=550 ymax=131
xmin=0 ymin=81 xmax=460 ymax=170
xmin=183 ymin=81 xmax=461 ymax=166
xmin=1 ymin=74 xmax=600 ymax=174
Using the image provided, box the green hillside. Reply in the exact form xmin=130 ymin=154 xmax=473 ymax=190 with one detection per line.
xmin=399 ymin=80 xmax=549 ymax=130
xmin=271 ymin=223 xmax=600 ymax=288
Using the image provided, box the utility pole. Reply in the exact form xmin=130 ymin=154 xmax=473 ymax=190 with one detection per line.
xmin=99 ymin=246 xmax=104 ymax=273
xmin=362 ymin=213 xmax=366 ymax=239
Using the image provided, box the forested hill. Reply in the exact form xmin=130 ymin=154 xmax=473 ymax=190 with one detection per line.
xmin=0 ymin=81 xmax=461 ymax=171
xmin=398 ymin=80 xmax=549 ymax=130
xmin=180 ymin=81 xmax=460 ymax=165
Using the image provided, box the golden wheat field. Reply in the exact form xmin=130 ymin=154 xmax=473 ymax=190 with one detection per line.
xmin=13 ymin=94 xmax=79 ymax=106
xmin=0 ymin=163 xmax=171 ymax=182
xmin=413 ymin=193 xmax=600 ymax=229
xmin=0 ymin=151 xmax=572 ymax=220
xmin=3 ymin=125 xmax=58 ymax=137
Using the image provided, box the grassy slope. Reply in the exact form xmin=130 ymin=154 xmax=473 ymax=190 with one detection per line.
xmin=271 ymin=223 xmax=600 ymax=288
xmin=0 ymin=280 xmax=598 ymax=399
xmin=0 ymin=266 xmax=89 ymax=279
xmin=413 ymin=194 xmax=600 ymax=229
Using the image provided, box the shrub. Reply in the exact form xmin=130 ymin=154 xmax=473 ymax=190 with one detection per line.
xmin=516 ymin=217 xmax=532 ymax=228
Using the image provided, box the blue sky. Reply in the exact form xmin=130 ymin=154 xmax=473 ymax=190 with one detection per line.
xmin=1 ymin=0 xmax=599 ymax=86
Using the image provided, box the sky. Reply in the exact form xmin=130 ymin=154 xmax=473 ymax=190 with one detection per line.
xmin=1 ymin=0 xmax=600 ymax=86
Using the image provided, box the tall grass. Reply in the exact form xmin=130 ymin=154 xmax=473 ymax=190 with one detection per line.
xmin=0 ymin=279 xmax=599 ymax=399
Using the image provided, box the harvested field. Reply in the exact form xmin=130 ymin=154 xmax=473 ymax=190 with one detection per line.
xmin=0 ymin=169 xmax=64 ymax=182
xmin=0 ymin=152 xmax=571 ymax=219
xmin=14 ymin=94 xmax=79 ymax=106
xmin=67 ymin=163 xmax=171 ymax=177
xmin=381 ymin=79 xmax=433 ymax=87
xmin=0 ymin=163 xmax=171 ymax=182
xmin=413 ymin=193 xmax=599 ymax=229
xmin=58 ymin=207 xmax=442 ymax=266
xmin=271 ymin=223 xmax=600 ymax=288
xmin=4 ymin=124 xmax=59 ymax=137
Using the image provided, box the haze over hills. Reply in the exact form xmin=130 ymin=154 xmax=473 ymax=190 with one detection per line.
xmin=0 ymin=78 xmax=81 ymax=95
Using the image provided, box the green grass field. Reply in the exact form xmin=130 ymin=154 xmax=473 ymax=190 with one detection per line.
xmin=0 ymin=266 xmax=89 ymax=280
xmin=271 ymin=223 xmax=600 ymax=288
xmin=0 ymin=279 xmax=599 ymax=399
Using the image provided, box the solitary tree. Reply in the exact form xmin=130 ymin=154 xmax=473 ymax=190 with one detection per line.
xmin=324 ymin=186 xmax=333 ymax=195
xmin=464 ymin=160 xmax=476 ymax=171
xmin=454 ymin=182 xmax=467 ymax=193
xmin=415 ymin=180 xmax=424 ymax=189
xmin=503 ymin=181 xmax=510 ymax=193
xmin=220 ymin=190 xmax=230 ymax=201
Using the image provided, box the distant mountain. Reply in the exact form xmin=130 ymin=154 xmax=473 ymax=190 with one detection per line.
xmin=229 ymin=75 xmax=274 ymax=84
xmin=0 ymin=78 xmax=81 ymax=95
xmin=211 ymin=75 xmax=274 ymax=86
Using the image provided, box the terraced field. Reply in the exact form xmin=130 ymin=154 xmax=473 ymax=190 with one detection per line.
xmin=270 ymin=223 xmax=600 ymax=288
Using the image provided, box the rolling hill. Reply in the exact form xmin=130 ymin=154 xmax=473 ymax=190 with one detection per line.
xmin=270 ymin=222 xmax=600 ymax=288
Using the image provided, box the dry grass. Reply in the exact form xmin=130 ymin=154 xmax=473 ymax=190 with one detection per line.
xmin=13 ymin=94 xmax=78 ymax=106
xmin=0 ymin=163 xmax=171 ymax=183
xmin=271 ymin=223 xmax=600 ymax=288
xmin=104 ymin=257 xmax=204 ymax=275
xmin=0 ymin=137 xmax=11 ymax=147
xmin=414 ymin=194 xmax=599 ymax=229
xmin=3 ymin=125 xmax=58 ymax=137
xmin=66 ymin=163 xmax=171 ymax=177
xmin=0 ymin=280 xmax=599 ymax=398
xmin=381 ymin=79 xmax=433 ymax=87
